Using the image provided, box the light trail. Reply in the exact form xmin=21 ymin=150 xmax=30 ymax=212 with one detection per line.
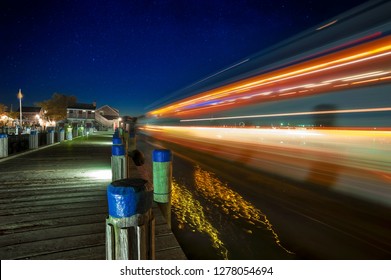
xmin=140 ymin=124 xmax=391 ymax=206
xmin=149 ymin=37 xmax=391 ymax=117
xmin=140 ymin=4 xmax=391 ymax=210
xmin=180 ymin=107 xmax=391 ymax=122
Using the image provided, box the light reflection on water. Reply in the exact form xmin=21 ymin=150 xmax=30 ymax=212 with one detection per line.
xmin=171 ymin=162 xmax=294 ymax=259
xmin=193 ymin=165 xmax=294 ymax=255
xmin=171 ymin=179 xmax=229 ymax=259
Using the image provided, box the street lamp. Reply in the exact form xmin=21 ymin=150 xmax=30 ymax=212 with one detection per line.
xmin=17 ymin=89 xmax=23 ymax=128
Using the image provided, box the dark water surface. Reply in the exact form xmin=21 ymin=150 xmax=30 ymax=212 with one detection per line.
xmin=137 ymin=135 xmax=296 ymax=260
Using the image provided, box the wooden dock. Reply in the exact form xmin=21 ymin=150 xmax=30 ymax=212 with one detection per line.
xmin=0 ymin=132 xmax=186 ymax=260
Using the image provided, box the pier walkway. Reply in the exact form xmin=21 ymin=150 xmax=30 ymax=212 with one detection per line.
xmin=0 ymin=132 xmax=186 ymax=260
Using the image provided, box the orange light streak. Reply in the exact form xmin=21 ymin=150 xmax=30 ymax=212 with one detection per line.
xmin=149 ymin=37 xmax=391 ymax=117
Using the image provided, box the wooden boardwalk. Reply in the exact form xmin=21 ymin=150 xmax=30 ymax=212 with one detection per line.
xmin=0 ymin=132 xmax=186 ymax=260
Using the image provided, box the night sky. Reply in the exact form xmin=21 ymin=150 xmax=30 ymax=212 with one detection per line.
xmin=1 ymin=0 xmax=369 ymax=116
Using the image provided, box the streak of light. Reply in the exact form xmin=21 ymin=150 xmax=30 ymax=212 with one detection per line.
xmin=171 ymin=179 xmax=229 ymax=259
xmin=180 ymin=107 xmax=391 ymax=122
xmin=141 ymin=125 xmax=391 ymax=206
xmin=352 ymin=78 xmax=385 ymax=85
xmin=351 ymin=75 xmax=391 ymax=85
xmin=278 ymin=91 xmax=297 ymax=96
xmin=189 ymin=59 xmax=250 ymax=88
xmin=303 ymin=83 xmax=330 ymax=88
xmin=316 ymin=20 xmax=338 ymax=30
xmin=341 ymin=71 xmax=389 ymax=81
xmin=333 ymin=83 xmax=350 ymax=88
xmin=149 ymin=38 xmax=391 ymax=117
xmin=193 ymin=165 xmax=294 ymax=254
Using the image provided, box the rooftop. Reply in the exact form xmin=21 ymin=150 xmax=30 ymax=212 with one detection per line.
xmin=67 ymin=103 xmax=96 ymax=110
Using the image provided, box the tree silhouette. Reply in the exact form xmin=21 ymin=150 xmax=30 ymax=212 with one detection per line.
xmin=36 ymin=93 xmax=77 ymax=122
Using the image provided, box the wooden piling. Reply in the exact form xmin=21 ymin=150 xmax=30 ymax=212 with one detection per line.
xmin=105 ymin=178 xmax=155 ymax=260
xmin=152 ymin=149 xmax=172 ymax=228
xmin=29 ymin=131 xmax=38 ymax=149
xmin=111 ymin=144 xmax=126 ymax=181
xmin=0 ymin=133 xmax=8 ymax=158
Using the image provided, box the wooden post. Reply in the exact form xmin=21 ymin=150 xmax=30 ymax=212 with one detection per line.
xmin=73 ymin=125 xmax=78 ymax=138
xmin=152 ymin=149 xmax=172 ymax=228
xmin=29 ymin=130 xmax=38 ymax=149
xmin=59 ymin=129 xmax=65 ymax=142
xmin=47 ymin=130 xmax=54 ymax=145
xmin=106 ymin=178 xmax=155 ymax=260
xmin=111 ymin=135 xmax=126 ymax=181
xmin=66 ymin=126 xmax=72 ymax=140
xmin=0 ymin=133 xmax=8 ymax=158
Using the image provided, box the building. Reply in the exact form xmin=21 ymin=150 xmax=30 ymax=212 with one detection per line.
xmin=95 ymin=105 xmax=121 ymax=130
xmin=66 ymin=103 xmax=96 ymax=128
xmin=17 ymin=106 xmax=44 ymax=127
xmin=63 ymin=102 xmax=121 ymax=131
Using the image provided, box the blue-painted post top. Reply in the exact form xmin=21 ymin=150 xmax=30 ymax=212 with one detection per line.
xmin=153 ymin=149 xmax=172 ymax=162
xmin=128 ymin=130 xmax=136 ymax=138
xmin=0 ymin=133 xmax=7 ymax=138
xmin=59 ymin=129 xmax=64 ymax=132
xmin=112 ymin=136 xmax=122 ymax=145
xmin=107 ymin=178 xmax=152 ymax=218
xmin=112 ymin=144 xmax=125 ymax=156
xmin=30 ymin=131 xmax=38 ymax=135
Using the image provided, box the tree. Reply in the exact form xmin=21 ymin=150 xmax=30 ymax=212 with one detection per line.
xmin=36 ymin=93 xmax=77 ymax=122
xmin=0 ymin=103 xmax=7 ymax=114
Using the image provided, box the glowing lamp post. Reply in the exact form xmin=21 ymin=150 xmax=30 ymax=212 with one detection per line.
xmin=17 ymin=89 xmax=23 ymax=128
xmin=118 ymin=117 xmax=122 ymax=130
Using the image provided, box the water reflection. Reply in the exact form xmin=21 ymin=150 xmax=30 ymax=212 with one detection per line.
xmin=193 ymin=165 xmax=294 ymax=255
xmin=171 ymin=179 xmax=229 ymax=259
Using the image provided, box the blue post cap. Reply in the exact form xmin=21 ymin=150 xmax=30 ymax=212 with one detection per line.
xmin=112 ymin=136 xmax=122 ymax=145
xmin=153 ymin=149 xmax=172 ymax=162
xmin=0 ymin=133 xmax=7 ymax=138
xmin=112 ymin=144 xmax=125 ymax=156
xmin=30 ymin=131 xmax=38 ymax=135
xmin=107 ymin=178 xmax=152 ymax=218
xmin=59 ymin=128 xmax=64 ymax=132
xmin=128 ymin=131 xmax=136 ymax=138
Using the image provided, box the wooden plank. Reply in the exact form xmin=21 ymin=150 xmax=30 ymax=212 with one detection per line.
xmin=0 ymin=223 xmax=105 ymax=247
xmin=0 ymin=201 xmax=107 ymax=216
xmin=0 ymin=195 xmax=107 ymax=210
xmin=155 ymin=233 xmax=183 ymax=251
xmin=0 ymin=206 xmax=107 ymax=224
xmin=0 ymin=233 xmax=105 ymax=260
xmin=156 ymin=247 xmax=187 ymax=260
xmin=0 ymin=184 xmax=107 ymax=196
xmin=0 ymin=214 xmax=106 ymax=234
xmin=27 ymin=245 xmax=105 ymax=260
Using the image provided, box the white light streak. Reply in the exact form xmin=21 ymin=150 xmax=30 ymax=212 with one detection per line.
xmin=180 ymin=107 xmax=391 ymax=122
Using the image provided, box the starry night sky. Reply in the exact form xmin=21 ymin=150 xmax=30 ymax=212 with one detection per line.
xmin=1 ymin=0 xmax=369 ymax=116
